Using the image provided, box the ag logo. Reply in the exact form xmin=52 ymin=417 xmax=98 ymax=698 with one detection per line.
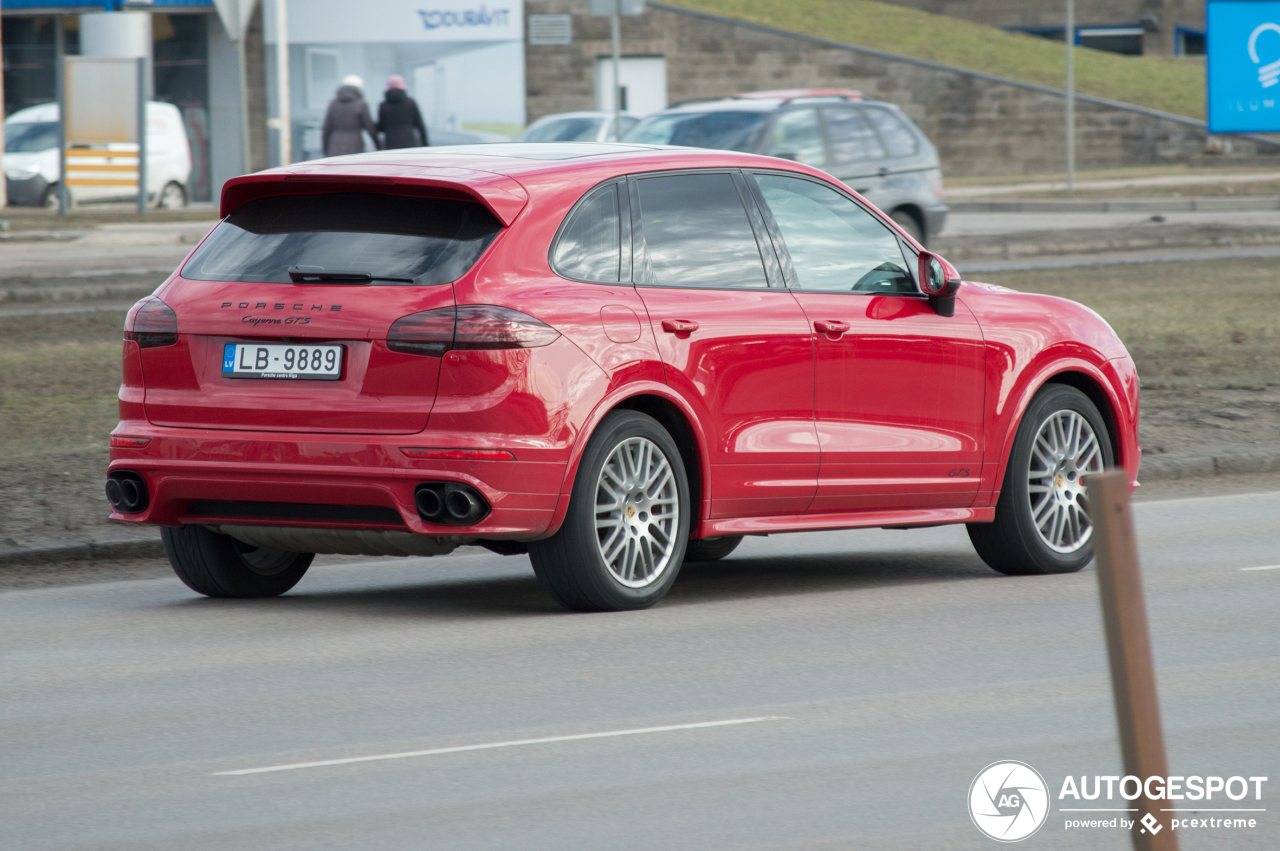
xmin=968 ymin=761 xmax=1049 ymax=842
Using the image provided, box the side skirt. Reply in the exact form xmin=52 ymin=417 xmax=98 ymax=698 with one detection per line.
xmin=699 ymin=506 xmax=995 ymax=538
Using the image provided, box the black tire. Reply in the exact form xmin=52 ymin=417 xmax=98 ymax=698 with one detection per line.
xmin=529 ymin=410 xmax=691 ymax=611
xmin=967 ymin=384 xmax=1114 ymax=576
xmin=161 ymin=525 xmax=313 ymax=597
xmin=41 ymin=185 xmax=59 ymax=209
xmin=157 ymin=181 xmax=186 ymax=209
xmin=890 ymin=208 xmax=925 ymax=246
xmin=685 ymin=535 xmax=742 ymax=562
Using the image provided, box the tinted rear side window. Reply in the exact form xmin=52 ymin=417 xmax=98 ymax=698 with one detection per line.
xmin=553 ymin=184 xmax=621 ymax=282
xmin=823 ymin=107 xmax=886 ymax=164
xmin=636 ymin=173 xmax=767 ymax=289
xmin=182 ymin=193 xmax=502 ymax=285
xmin=864 ymin=107 xmax=920 ymax=158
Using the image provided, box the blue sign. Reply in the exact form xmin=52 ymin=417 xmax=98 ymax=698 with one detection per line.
xmin=1208 ymin=1 xmax=1280 ymax=132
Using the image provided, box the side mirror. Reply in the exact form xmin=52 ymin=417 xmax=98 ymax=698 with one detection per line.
xmin=918 ymin=251 xmax=962 ymax=317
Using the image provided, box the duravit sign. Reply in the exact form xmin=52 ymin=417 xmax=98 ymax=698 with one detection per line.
xmin=1207 ymin=0 xmax=1280 ymax=132
xmin=274 ymin=0 xmax=523 ymax=44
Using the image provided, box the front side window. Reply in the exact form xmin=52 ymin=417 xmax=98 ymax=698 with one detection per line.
xmin=4 ymin=121 xmax=58 ymax=153
xmin=755 ymin=174 xmax=914 ymax=294
xmin=765 ymin=108 xmax=826 ymax=166
xmin=636 ymin=173 xmax=767 ymax=289
xmin=823 ymin=107 xmax=887 ymax=164
xmin=553 ymin=183 xmax=621 ymax=282
xmin=182 ymin=193 xmax=502 ymax=286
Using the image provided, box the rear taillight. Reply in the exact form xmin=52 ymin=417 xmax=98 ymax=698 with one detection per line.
xmin=387 ymin=305 xmax=559 ymax=356
xmin=125 ymin=297 xmax=179 ymax=348
xmin=387 ymin=308 xmax=456 ymax=356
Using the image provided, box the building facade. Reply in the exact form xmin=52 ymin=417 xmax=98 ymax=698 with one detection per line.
xmin=2 ymin=0 xmax=269 ymax=202
xmin=263 ymin=0 xmax=526 ymax=163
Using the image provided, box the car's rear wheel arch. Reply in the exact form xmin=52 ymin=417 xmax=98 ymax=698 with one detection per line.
xmin=889 ymin=205 xmax=926 ymax=245
xmin=612 ymin=394 xmax=705 ymax=533
xmin=546 ymin=388 xmax=709 ymax=541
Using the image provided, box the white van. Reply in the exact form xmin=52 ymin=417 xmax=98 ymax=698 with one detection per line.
xmin=3 ymin=101 xmax=192 ymax=208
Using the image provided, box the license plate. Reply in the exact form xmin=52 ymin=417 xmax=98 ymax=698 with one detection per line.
xmin=222 ymin=343 xmax=343 ymax=380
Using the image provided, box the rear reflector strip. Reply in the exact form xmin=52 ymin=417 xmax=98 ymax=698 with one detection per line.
xmin=400 ymin=448 xmax=515 ymax=460
xmin=110 ymin=436 xmax=152 ymax=448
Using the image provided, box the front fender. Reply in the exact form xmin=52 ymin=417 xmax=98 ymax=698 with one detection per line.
xmin=986 ymin=352 xmax=1139 ymax=505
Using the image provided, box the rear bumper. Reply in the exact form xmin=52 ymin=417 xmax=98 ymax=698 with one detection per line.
xmin=107 ymin=424 xmax=566 ymax=540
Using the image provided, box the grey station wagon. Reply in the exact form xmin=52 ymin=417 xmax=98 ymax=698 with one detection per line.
xmin=624 ymin=89 xmax=947 ymax=245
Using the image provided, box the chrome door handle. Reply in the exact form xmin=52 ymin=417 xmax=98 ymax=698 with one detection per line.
xmin=814 ymin=320 xmax=850 ymax=335
xmin=661 ymin=319 xmax=699 ymax=334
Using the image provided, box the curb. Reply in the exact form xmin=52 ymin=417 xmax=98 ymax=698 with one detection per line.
xmin=950 ymin=197 xmax=1280 ymax=214
xmin=1140 ymin=448 xmax=1280 ymax=481
xmin=0 ymin=535 xmax=165 ymax=567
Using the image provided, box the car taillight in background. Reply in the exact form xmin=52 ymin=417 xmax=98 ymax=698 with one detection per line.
xmin=387 ymin=305 xmax=560 ymax=356
xmin=125 ymin=297 xmax=179 ymax=348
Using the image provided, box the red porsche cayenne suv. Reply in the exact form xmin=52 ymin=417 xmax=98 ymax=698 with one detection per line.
xmin=107 ymin=142 xmax=1139 ymax=611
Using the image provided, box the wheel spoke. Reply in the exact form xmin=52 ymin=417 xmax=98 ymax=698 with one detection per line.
xmin=594 ymin=435 xmax=681 ymax=588
xmin=1025 ymin=407 xmax=1105 ymax=554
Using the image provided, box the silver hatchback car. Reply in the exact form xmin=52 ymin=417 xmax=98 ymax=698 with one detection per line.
xmin=624 ymin=89 xmax=947 ymax=245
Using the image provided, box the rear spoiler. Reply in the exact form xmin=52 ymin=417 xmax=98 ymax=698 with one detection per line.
xmin=220 ymin=165 xmax=529 ymax=226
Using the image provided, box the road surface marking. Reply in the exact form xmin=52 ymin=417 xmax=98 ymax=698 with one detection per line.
xmin=215 ymin=716 xmax=787 ymax=776
xmin=1240 ymin=565 xmax=1280 ymax=571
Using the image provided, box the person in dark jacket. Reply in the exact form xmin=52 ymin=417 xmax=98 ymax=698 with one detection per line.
xmin=377 ymin=75 xmax=429 ymax=149
xmin=321 ymin=74 xmax=379 ymax=157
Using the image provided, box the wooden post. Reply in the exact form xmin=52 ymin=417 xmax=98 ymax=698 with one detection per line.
xmin=1086 ymin=470 xmax=1179 ymax=851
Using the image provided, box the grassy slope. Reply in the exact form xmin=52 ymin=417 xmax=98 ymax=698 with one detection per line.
xmin=672 ymin=0 xmax=1206 ymax=120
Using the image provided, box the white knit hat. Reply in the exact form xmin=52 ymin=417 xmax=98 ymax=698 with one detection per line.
xmin=341 ymin=74 xmax=364 ymax=89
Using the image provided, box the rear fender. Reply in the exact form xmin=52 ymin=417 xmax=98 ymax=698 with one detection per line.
xmin=538 ymin=383 xmax=711 ymax=540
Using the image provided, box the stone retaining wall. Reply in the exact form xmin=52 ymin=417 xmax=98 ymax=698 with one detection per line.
xmin=525 ymin=1 xmax=1273 ymax=177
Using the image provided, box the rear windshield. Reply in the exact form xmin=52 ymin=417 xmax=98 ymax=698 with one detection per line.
xmin=623 ymin=110 xmax=769 ymax=152
xmin=521 ymin=117 xmax=604 ymax=142
xmin=181 ymin=193 xmax=502 ymax=286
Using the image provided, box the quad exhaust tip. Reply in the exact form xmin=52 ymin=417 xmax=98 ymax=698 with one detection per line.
xmin=415 ymin=482 xmax=489 ymax=526
xmin=106 ymin=471 xmax=149 ymax=514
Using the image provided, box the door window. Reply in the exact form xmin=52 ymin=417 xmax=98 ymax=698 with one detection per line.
xmin=765 ymin=108 xmax=826 ymax=166
xmin=755 ymin=174 xmax=915 ymax=294
xmin=864 ymin=107 xmax=919 ymax=158
xmin=635 ymin=173 xmax=768 ymax=289
xmin=552 ymin=183 xmax=622 ymax=282
xmin=823 ymin=107 xmax=886 ymax=164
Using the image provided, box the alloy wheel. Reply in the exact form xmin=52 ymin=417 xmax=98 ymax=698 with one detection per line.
xmin=594 ymin=436 xmax=679 ymax=587
xmin=1027 ymin=410 xmax=1104 ymax=553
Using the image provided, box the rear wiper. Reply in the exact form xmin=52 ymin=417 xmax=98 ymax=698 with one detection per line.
xmin=288 ymin=265 xmax=413 ymax=284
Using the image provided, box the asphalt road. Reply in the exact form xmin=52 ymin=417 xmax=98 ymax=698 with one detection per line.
xmin=2 ymin=490 xmax=1278 ymax=850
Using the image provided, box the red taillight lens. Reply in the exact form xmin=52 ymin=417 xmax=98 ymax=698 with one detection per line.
xmin=124 ymin=297 xmax=179 ymax=348
xmin=387 ymin=305 xmax=559 ymax=356
xmin=110 ymin=436 xmax=151 ymax=448
xmin=387 ymin=307 xmax=456 ymax=356
xmin=454 ymin=305 xmax=560 ymax=350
